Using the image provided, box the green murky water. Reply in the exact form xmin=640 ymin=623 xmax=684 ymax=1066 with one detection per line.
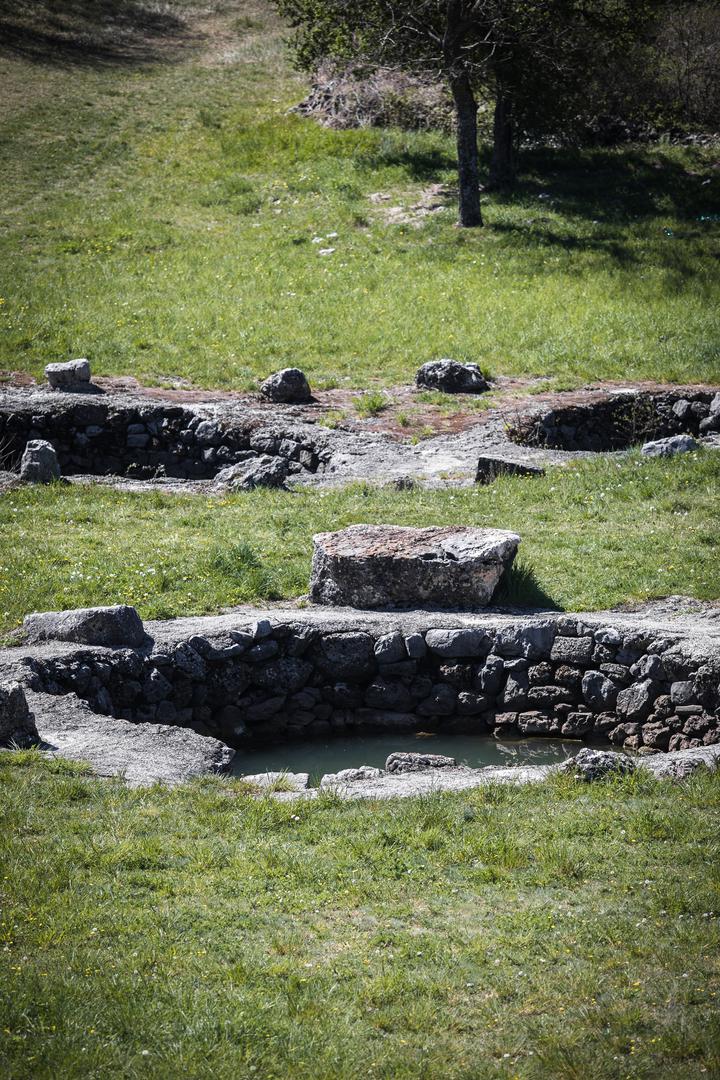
xmin=231 ymin=732 xmax=581 ymax=785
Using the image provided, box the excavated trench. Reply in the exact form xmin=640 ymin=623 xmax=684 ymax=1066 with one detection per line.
xmin=0 ymin=394 xmax=325 ymax=481
xmin=507 ymin=388 xmax=720 ymax=452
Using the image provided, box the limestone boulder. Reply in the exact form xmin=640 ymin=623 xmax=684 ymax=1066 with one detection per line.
xmin=19 ymin=440 xmax=60 ymax=483
xmin=213 ymin=455 xmax=288 ymax=490
xmin=309 ymin=524 xmax=520 ymax=609
xmin=260 ymin=368 xmax=312 ymax=404
xmin=22 ymin=604 xmax=146 ymax=647
xmin=415 ymin=359 xmax=489 ymax=394
xmin=641 ymin=434 xmax=698 ymax=458
xmin=45 ymin=359 xmax=91 ymax=390
xmin=561 ymin=747 xmax=636 ymax=781
xmin=0 ymin=682 xmax=39 ymax=747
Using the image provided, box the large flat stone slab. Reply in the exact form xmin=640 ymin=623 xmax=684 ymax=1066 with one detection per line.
xmin=309 ymin=524 xmax=520 ymax=609
xmin=29 ymin=690 xmax=234 ymax=786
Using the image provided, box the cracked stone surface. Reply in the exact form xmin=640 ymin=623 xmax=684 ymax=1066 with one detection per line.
xmin=310 ymin=524 xmax=520 ymax=608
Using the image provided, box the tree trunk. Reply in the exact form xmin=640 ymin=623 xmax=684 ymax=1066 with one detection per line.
xmin=489 ymin=86 xmax=516 ymax=189
xmin=449 ymin=72 xmax=483 ymax=227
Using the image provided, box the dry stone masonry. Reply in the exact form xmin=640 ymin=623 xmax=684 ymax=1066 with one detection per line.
xmin=509 ymin=388 xmax=720 ymax=451
xmin=5 ymin=605 xmax=719 ymax=761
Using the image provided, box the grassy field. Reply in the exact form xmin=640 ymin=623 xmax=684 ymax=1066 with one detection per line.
xmin=1 ymin=451 xmax=718 ymax=634
xmin=0 ymin=752 xmax=718 ymax=1079
xmin=1 ymin=0 xmax=719 ymax=390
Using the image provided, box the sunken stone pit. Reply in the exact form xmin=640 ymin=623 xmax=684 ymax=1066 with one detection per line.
xmin=3 ymin=602 xmax=720 ymax=789
xmin=508 ymin=388 xmax=720 ymax=452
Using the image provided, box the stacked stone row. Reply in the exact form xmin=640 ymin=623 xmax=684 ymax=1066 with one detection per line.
xmin=28 ymin=617 xmax=720 ymax=754
xmin=0 ymin=400 xmax=321 ymax=480
xmin=509 ymin=390 xmax=720 ymax=452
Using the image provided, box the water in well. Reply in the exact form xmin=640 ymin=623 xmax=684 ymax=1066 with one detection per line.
xmin=230 ymin=733 xmax=583 ymax=785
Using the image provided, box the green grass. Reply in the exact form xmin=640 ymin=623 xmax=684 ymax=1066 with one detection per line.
xmin=1 ymin=0 xmax=719 ymax=390
xmin=1 ymin=451 xmax=718 ymax=634
xmin=0 ymin=753 xmax=718 ymax=1078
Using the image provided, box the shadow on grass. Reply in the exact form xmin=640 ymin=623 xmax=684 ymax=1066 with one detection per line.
xmin=486 ymin=144 xmax=720 ymax=223
xmin=494 ymin=561 xmax=563 ymax=612
xmin=0 ymin=0 xmax=195 ymax=67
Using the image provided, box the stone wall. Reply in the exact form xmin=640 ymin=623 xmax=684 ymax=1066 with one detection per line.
xmin=508 ymin=390 xmax=719 ymax=451
xmin=20 ymin=613 xmax=720 ymax=755
xmin=0 ymin=398 xmax=322 ymax=480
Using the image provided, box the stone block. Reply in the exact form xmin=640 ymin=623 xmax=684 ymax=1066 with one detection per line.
xmin=425 ymin=628 xmax=490 ymax=657
xmin=45 ymin=359 xmax=91 ymax=390
xmin=260 ymin=368 xmax=312 ymax=404
xmin=0 ymin=682 xmax=39 ymax=747
xmin=19 ymin=440 xmax=60 ymax=483
xmin=22 ymin=604 xmax=145 ymax=647
xmin=415 ymin=359 xmax=489 ymax=394
xmin=309 ymin=524 xmax=519 ymax=609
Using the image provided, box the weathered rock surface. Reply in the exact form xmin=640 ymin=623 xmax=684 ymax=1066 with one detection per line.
xmin=476 ymin=456 xmax=545 ymax=483
xmin=641 ymin=434 xmax=698 ymax=457
xmin=260 ymin=368 xmax=312 ymax=404
xmin=561 ymin=747 xmax=636 ymax=781
xmin=45 ymin=359 xmax=91 ymax=390
xmin=213 ymin=454 xmax=288 ymax=490
xmin=0 ymin=682 xmax=39 ymax=747
xmin=416 ymin=360 xmax=489 ymax=394
xmin=19 ymin=439 xmax=61 ymax=483
xmin=309 ymin=524 xmax=520 ymax=609
xmin=240 ymin=771 xmax=309 ymax=791
xmin=320 ymin=765 xmax=383 ymax=786
xmin=385 ymin=751 xmax=457 ymax=773
xmin=29 ymin=690 xmax=233 ymax=785
xmin=22 ymin=605 xmax=146 ymax=647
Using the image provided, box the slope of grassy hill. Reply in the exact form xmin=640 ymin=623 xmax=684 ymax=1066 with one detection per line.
xmin=1 ymin=0 xmax=719 ymax=390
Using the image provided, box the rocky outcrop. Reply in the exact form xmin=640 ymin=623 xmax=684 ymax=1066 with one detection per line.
xmin=309 ymin=524 xmax=520 ymax=609
xmin=19 ymin=440 xmax=61 ymax=483
xmin=27 ymin=689 xmax=233 ymax=786
xmin=22 ymin=605 xmax=146 ymax=648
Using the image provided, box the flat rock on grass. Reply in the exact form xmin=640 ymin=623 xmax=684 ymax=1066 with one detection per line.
xmin=310 ymin=524 xmax=520 ymax=609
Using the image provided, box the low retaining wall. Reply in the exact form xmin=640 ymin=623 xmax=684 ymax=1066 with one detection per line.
xmin=9 ymin=607 xmax=720 ymax=756
xmin=0 ymin=394 xmax=322 ymax=480
xmin=508 ymin=389 xmax=719 ymax=451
